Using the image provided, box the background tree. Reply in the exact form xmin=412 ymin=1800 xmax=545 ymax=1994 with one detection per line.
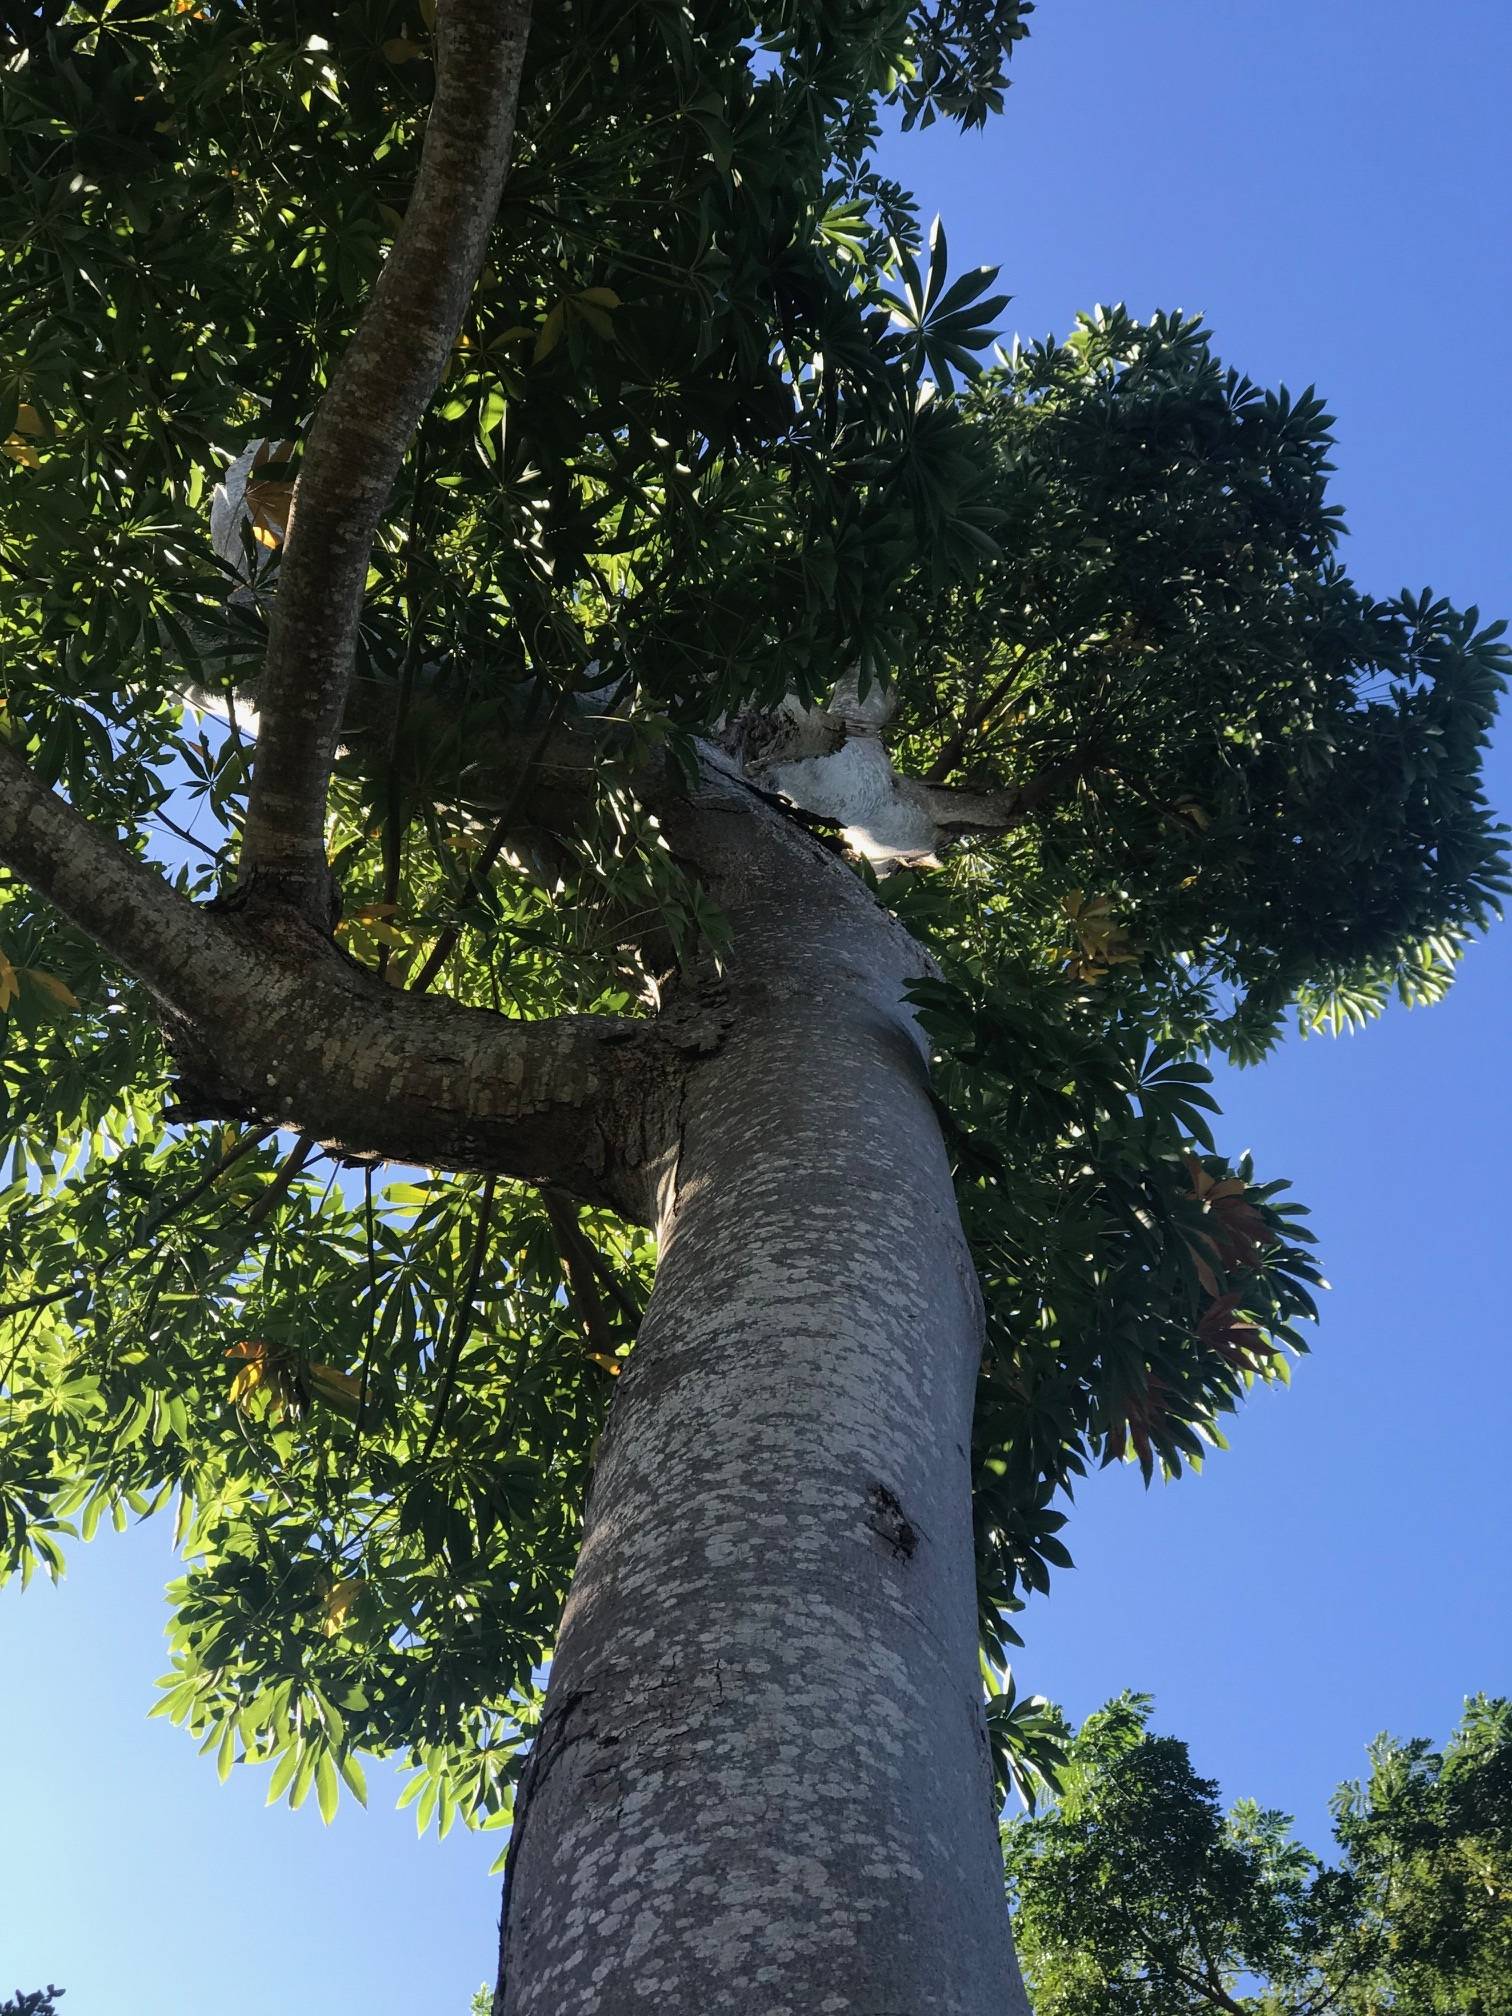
xmin=1004 ymin=1693 xmax=1512 ymax=2016
xmin=0 ymin=2 xmax=1505 ymax=2010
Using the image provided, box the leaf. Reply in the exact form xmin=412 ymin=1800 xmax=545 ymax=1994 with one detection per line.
xmin=338 ymin=1751 xmax=368 ymax=1806
xmin=319 ymin=1576 xmax=366 ymax=1638
xmin=315 ymin=1747 xmax=340 ymax=1824
xmin=0 ymin=947 xmax=18 ymax=1013
xmin=533 ymin=288 xmax=622 ymax=362
xmin=533 ymin=303 xmax=566 ymax=362
xmin=1060 ymin=893 xmax=1141 ymax=982
xmin=265 ymin=1744 xmax=300 ymax=1806
xmin=21 ymin=968 xmax=80 ymax=1011
xmin=307 ymin=1363 xmax=362 ymax=1416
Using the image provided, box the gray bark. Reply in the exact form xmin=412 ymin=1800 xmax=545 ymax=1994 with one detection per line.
xmin=495 ymin=770 xmax=1029 ymax=2015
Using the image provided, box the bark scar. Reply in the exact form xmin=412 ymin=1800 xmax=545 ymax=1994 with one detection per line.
xmin=866 ymin=1482 xmax=919 ymax=1560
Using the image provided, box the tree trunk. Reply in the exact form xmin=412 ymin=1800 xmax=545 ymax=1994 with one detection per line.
xmin=496 ymin=776 xmax=1029 ymax=2013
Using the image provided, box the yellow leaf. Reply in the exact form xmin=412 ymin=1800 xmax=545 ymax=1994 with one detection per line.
xmin=584 ymin=1351 xmax=622 ymax=1376
xmin=226 ymin=1340 xmax=270 ymax=1408
xmin=320 ymin=1576 xmax=367 ymax=1637
xmin=22 ymin=968 xmax=80 ymax=1010
xmin=0 ymin=948 xmax=17 ymax=1013
xmin=3 ymin=436 xmax=39 ymax=468
xmin=307 ymin=1362 xmax=362 ymax=1417
xmin=245 ymin=440 xmax=297 ymax=548
xmin=1060 ymin=889 xmax=1140 ymax=981
xmin=13 ymin=404 xmax=44 ymax=438
xmin=382 ymin=35 xmax=423 ymax=62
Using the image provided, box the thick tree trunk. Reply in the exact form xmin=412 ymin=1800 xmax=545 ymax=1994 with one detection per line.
xmin=496 ymin=775 xmax=1028 ymax=2013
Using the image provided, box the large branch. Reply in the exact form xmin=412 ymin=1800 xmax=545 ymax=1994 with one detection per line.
xmin=0 ymin=743 xmax=666 ymax=1217
xmin=741 ymin=681 xmax=1078 ymax=870
xmin=239 ymin=0 xmax=533 ymax=919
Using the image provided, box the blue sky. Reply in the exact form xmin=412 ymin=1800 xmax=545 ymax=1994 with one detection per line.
xmin=4 ymin=4 xmax=1510 ymax=2009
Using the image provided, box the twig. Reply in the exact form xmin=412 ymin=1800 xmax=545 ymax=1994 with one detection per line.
xmin=242 ymin=1131 xmax=318 ymax=1230
xmin=407 ymin=696 xmax=566 ymax=993
xmin=421 ymin=1174 xmax=497 ymax=1458
xmin=543 ymin=1188 xmax=642 ymax=1329
xmin=377 ymin=429 xmax=431 ymax=978
xmin=346 ymin=1164 xmax=381 ymax=1499
xmin=151 ymin=807 xmax=227 ymax=866
xmin=925 ymin=663 xmax=1028 ymax=783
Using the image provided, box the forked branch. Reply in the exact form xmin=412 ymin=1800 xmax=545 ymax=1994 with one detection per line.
xmin=0 ymin=741 xmax=662 ymax=1215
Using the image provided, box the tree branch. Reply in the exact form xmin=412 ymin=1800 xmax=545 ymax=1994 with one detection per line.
xmin=544 ymin=1190 xmax=623 ymax=1365
xmin=239 ymin=0 xmax=534 ymax=919
xmin=421 ymin=1172 xmax=497 ymax=1458
xmin=924 ymin=663 xmax=1027 ymax=784
xmin=0 ymin=741 xmax=667 ymax=1217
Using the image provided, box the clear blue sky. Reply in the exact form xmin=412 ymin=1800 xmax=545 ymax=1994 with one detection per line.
xmin=4 ymin=5 xmax=1510 ymax=2009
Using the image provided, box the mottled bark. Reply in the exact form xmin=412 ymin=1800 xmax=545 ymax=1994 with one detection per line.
xmin=495 ymin=770 xmax=1029 ymax=2015
xmin=240 ymin=0 xmax=533 ymax=918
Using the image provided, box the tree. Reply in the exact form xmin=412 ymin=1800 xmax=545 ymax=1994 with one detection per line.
xmin=0 ymin=3 xmax=1505 ymax=2011
xmin=1003 ymin=1693 xmax=1512 ymax=2016
xmin=1 ymin=1994 xmax=65 ymax=2016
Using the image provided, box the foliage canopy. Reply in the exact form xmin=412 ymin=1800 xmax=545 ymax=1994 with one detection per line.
xmin=0 ymin=0 xmax=1504 ymax=1838
xmin=1004 ymin=1693 xmax=1512 ymax=2016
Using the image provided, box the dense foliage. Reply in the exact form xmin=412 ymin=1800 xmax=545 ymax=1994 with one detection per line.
xmin=1004 ymin=1694 xmax=1512 ymax=2016
xmin=0 ymin=0 xmax=1504 ymax=1848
